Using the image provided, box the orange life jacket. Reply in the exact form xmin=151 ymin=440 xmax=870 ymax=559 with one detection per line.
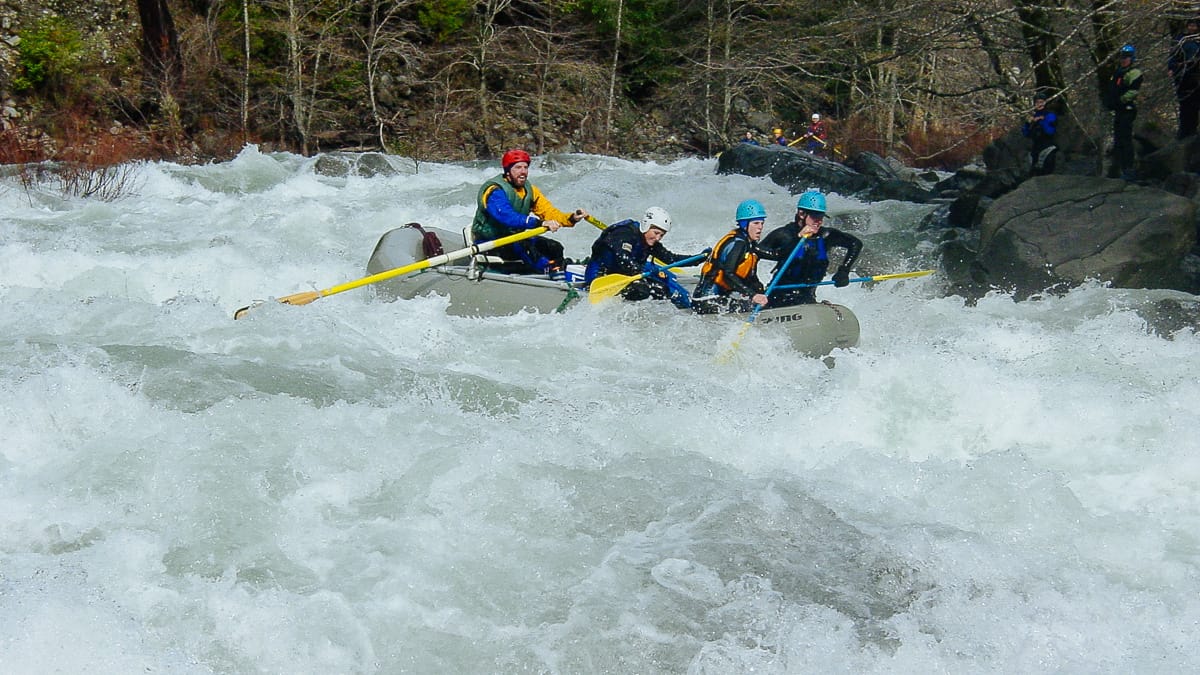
xmin=700 ymin=229 xmax=758 ymax=292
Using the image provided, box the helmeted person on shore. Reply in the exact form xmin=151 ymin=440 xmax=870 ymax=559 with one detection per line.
xmin=803 ymin=113 xmax=828 ymax=156
xmin=1104 ymin=44 xmax=1143 ymax=181
xmin=1168 ymin=17 xmax=1200 ymax=138
xmin=584 ymin=207 xmax=705 ymax=307
xmin=773 ymin=128 xmax=789 ymax=146
xmin=758 ymin=190 xmax=862 ymax=307
xmin=471 ymin=149 xmax=590 ymax=275
xmin=1021 ymin=91 xmax=1058 ymax=176
xmin=692 ymin=199 xmax=769 ymax=315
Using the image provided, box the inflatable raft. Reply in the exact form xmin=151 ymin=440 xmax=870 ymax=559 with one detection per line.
xmin=366 ymin=225 xmax=860 ymax=356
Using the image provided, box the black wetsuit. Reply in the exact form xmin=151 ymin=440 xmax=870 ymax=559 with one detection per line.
xmin=758 ymin=221 xmax=862 ymax=306
xmin=1107 ymin=64 xmax=1143 ymax=179
xmin=1170 ymin=31 xmax=1200 ymax=138
xmin=583 ymin=220 xmax=701 ymax=304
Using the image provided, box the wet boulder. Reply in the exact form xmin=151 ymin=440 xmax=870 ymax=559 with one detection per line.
xmin=313 ymin=151 xmax=405 ymax=178
xmin=717 ymin=143 xmax=870 ymax=196
xmin=972 ymin=175 xmax=1197 ymax=296
xmin=716 ymin=143 xmax=935 ymax=203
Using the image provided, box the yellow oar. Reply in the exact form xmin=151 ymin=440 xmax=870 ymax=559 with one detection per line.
xmin=585 ymin=214 xmax=699 ymax=276
xmin=770 ymin=269 xmax=935 ymax=291
xmin=232 ymin=226 xmax=548 ymax=319
xmin=588 ymin=252 xmax=709 ymax=304
xmin=715 ymin=236 xmax=808 ymax=362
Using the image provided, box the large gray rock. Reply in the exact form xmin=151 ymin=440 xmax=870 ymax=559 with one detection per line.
xmin=312 ymin=151 xmax=405 ymax=178
xmin=1137 ymin=136 xmax=1200 ymax=182
xmin=973 ymin=175 xmax=1197 ymax=296
xmin=716 ymin=143 xmax=935 ymax=202
xmin=717 ymin=143 xmax=870 ymax=195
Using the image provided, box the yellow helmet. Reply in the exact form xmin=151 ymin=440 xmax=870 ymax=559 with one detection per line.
xmin=773 ymin=128 xmax=783 ymax=135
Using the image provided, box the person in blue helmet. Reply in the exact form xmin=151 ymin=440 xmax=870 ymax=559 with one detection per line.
xmin=1104 ymin=44 xmax=1143 ymax=180
xmin=692 ymin=199 xmax=769 ymax=315
xmin=584 ymin=206 xmax=706 ymax=307
xmin=758 ymin=190 xmax=862 ymax=307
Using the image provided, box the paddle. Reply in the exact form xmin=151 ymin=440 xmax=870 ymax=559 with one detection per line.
xmin=585 ymin=214 xmax=699 ymax=276
xmin=772 ymin=269 xmax=935 ymax=290
xmin=232 ymin=225 xmax=548 ymax=319
xmin=715 ymin=236 xmax=807 ymax=362
xmin=588 ymin=251 xmax=710 ymax=304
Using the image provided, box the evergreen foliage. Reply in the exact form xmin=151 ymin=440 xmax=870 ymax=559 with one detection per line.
xmin=13 ymin=18 xmax=86 ymax=94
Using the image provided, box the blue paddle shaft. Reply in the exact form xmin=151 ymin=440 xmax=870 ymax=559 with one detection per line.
xmin=774 ymin=275 xmax=872 ymax=290
xmin=741 ymin=236 xmax=807 ymax=324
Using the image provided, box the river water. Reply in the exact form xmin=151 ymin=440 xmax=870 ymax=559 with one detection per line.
xmin=2 ymin=148 xmax=1198 ymax=673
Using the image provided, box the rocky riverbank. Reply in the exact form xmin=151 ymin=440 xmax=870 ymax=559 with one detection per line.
xmin=717 ymin=136 xmax=1200 ymax=301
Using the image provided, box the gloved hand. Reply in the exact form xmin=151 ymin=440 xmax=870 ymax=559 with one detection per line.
xmin=833 ymin=269 xmax=850 ymax=287
xmin=536 ymin=257 xmax=562 ymax=275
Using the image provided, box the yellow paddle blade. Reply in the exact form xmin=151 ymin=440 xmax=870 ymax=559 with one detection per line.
xmin=233 ymin=225 xmax=549 ymax=320
xmin=589 ymin=273 xmax=643 ymax=304
xmin=232 ymin=290 xmax=322 ymax=319
xmin=278 ymin=290 xmax=323 ymax=306
xmin=232 ymin=303 xmax=258 ymax=320
xmin=715 ymin=319 xmax=755 ymax=363
xmin=867 ymin=269 xmax=935 ymax=283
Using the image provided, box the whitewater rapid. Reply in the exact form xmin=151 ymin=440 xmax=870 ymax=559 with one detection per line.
xmin=2 ymin=148 xmax=1198 ymax=673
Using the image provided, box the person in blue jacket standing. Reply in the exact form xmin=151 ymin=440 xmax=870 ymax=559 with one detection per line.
xmin=1022 ymin=92 xmax=1058 ymax=176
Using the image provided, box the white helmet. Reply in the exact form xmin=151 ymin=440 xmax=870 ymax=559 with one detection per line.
xmin=642 ymin=206 xmax=672 ymax=233
xmin=812 ymin=113 xmax=820 ymax=121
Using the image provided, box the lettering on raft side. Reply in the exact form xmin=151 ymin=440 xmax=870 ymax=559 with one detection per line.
xmin=759 ymin=312 xmax=804 ymax=325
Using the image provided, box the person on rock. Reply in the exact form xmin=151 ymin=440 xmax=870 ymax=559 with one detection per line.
xmin=1022 ymin=91 xmax=1058 ymax=176
xmin=1105 ymin=44 xmax=1143 ymax=181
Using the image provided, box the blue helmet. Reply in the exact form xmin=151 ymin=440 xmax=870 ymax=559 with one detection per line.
xmin=796 ymin=190 xmax=827 ymax=214
xmin=1120 ymin=43 xmax=1135 ymax=60
xmin=734 ymin=199 xmax=767 ymax=225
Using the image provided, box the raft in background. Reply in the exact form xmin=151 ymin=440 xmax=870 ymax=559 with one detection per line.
xmin=365 ymin=225 xmax=860 ymax=357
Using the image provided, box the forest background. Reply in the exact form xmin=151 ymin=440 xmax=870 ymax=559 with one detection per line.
xmin=0 ymin=0 xmax=1197 ymax=174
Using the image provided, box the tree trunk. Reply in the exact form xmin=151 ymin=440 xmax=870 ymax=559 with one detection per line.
xmin=605 ymin=0 xmax=624 ymax=152
xmin=242 ymin=0 xmax=250 ymax=145
xmin=1014 ymin=0 xmax=1065 ymax=95
xmin=137 ymin=0 xmax=182 ymax=92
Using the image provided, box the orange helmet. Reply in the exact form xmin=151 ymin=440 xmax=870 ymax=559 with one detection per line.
xmin=501 ymin=149 xmax=531 ymax=171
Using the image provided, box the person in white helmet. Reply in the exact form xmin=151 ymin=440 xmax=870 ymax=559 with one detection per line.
xmin=802 ymin=113 xmax=828 ymax=156
xmin=584 ymin=207 xmax=705 ymax=305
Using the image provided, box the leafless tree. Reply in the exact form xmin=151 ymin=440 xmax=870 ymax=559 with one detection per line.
xmin=353 ymin=0 xmax=423 ymax=151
